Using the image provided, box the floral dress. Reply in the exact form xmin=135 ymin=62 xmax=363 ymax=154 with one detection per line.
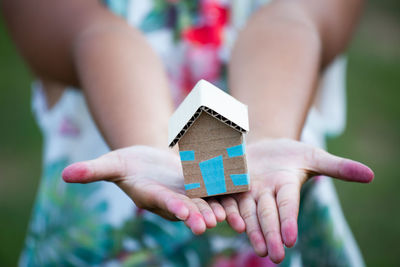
xmin=20 ymin=0 xmax=365 ymax=266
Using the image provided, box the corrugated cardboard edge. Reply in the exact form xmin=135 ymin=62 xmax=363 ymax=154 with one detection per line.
xmin=168 ymin=80 xmax=249 ymax=147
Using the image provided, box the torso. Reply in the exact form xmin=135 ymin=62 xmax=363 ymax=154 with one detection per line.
xmin=22 ymin=1 xmax=351 ymax=266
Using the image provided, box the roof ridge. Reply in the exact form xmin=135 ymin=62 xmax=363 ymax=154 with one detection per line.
xmin=168 ymin=80 xmax=249 ymax=147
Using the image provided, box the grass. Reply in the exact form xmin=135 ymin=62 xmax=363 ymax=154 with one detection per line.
xmin=0 ymin=15 xmax=42 ymax=267
xmin=328 ymin=6 xmax=400 ymax=265
xmin=0 ymin=2 xmax=399 ymax=266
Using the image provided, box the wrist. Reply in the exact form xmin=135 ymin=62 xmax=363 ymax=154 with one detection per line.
xmin=246 ymin=123 xmax=301 ymax=143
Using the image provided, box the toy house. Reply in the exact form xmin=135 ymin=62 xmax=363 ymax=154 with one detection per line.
xmin=168 ymin=80 xmax=250 ymax=198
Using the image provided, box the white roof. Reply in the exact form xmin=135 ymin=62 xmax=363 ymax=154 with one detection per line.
xmin=168 ymin=80 xmax=249 ymax=147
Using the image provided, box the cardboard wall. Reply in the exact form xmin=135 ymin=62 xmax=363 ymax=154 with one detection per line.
xmin=178 ymin=112 xmax=249 ymax=198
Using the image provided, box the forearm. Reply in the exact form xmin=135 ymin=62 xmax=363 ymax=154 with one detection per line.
xmin=229 ymin=0 xmax=363 ymax=141
xmin=2 ymin=0 xmax=172 ymax=149
xmin=73 ymin=21 xmax=172 ymax=149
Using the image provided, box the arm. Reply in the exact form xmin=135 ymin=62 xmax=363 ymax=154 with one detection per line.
xmin=230 ymin=0 xmax=364 ymax=140
xmin=1 ymin=0 xmax=223 ymax=233
xmin=221 ymin=0 xmax=369 ymax=262
xmin=1 ymin=0 xmax=171 ymax=149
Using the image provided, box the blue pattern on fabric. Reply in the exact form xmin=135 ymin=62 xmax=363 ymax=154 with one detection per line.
xmin=184 ymin=183 xmax=201 ymax=190
xmin=230 ymin=174 xmax=249 ymax=186
xmin=199 ymin=156 xmax=226 ymax=196
xmin=102 ymin=0 xmax=130 ymax=17
xmin=179 ymin=151 xmax=195 ymax=161
xmin=226 ymin=143 xmax=245 ymax=158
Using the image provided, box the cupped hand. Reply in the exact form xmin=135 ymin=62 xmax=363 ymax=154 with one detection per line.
xmin=217 ymin=138 xmax=374 ymax=263
xmin=62 ymin=146 xmax=226 ymax=235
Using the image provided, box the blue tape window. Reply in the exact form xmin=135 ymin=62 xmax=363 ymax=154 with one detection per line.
xmin=199 ymin=155 xmax=227 ymax=196
xmin=179 ymin=150 xmax=195 ymax=161
xmin=184 ymin=183 xmax=201 ymax=190
xmin=230 ymin=174 xmax=249 ymax=186
xmin=226 ymin=143 xmax=245 ymax=158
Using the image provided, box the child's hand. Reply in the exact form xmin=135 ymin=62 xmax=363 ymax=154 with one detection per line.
xmin=217 ymin=138 xmax=374 ymax=263
xmin=62 ymin=146 xmax=226 ymax=235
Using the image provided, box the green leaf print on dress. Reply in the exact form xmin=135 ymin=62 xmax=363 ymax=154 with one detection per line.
xmin=22 ymin=158 xmax=215 ymax=266
xmin=21 ymin=159 xmax=115 ymax=266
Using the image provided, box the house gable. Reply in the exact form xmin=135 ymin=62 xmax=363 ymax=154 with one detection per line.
xmin=168 ymin=80 xmax=249 ymax=147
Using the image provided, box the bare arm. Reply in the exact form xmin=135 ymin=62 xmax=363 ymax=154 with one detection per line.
xmin=1 ymin=0 xmax=222 ymax=234
xmin=230 ymin=0 xmax=364 ymax=140
xmin=222 ymin=0 xmax=367 ymax=262
xmin=2 ymin=0 xmax=371 ymax=261
xmin=1 ymin=0 xmax=172 ymax=149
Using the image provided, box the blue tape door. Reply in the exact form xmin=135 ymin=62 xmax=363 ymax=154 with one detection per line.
xmin=199 ymin=155 xmax=226 ymax=196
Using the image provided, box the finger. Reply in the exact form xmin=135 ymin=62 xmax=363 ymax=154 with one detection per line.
xmin=150 ymin=189 xmax=206 ymax=234
xmin=193 ymin=198 xmax=217 ymax=228
xmin=309 ymin=148 xmax=374 ymax=183
xmin=207 ymin=198 xmax=226 ymax=222
xmin=62 ymin=151 xmax=125 ymax=183
xmin=257 ymin=191 xmax=285 ymax=263
xmin=125 ymin=182 xmax=190 ymax=221
xmin=221 ymin=196 xmax=245 ymax=233
xmin=157 ymin=190 xmax=191 ymax=221
xmin=183 ymin=208 xmax=207 ymax=235
xmin=134 ymin=184 xmax=206 ymax=234
xmin=276 ymin=182 xmax=300 ymax=248
xmin=238 ymin=193 xmax=267 ymax=257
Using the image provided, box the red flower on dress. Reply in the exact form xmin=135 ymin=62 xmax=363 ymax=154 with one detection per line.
xmin=213 ymin=250 xmax=277 ymax=267
xmin=182 ymin=0 xmax=229 ymax=46
xmin=180 ymin=1 xmax=230 ymax=93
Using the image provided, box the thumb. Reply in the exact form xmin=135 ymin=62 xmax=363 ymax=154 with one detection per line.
xmin=62 ymin=152 xmax=126 ymax=183
xmin=309 ymin=148 xmax=374 ymax=183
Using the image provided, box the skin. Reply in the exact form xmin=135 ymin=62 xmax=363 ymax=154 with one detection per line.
xmin=1 ymin=0 xmax=372 ymax=263
xmin=224 ymin=0 xmax=367 ymax=262
xmin=62 ymin=146 xmax=227 ymax=234
xmin=217 ymin=139 xmax=373 ymax=262
xmin=62 ymin=140 xmax=373 ymax=263
xmin=2 ymin=0 xmax=216 ymax=237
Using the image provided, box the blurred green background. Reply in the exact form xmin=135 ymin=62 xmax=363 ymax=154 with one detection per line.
xmin=0 ymin=1 xmax=399 ymax=266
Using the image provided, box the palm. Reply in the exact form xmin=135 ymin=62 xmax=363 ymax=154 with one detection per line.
xmin=114 ymin=146 xmax=185 ymax=190
xmin=217 ymin=139 xmax=374 ymax=263
xmin=62 ymin=141 xmax=373 ymax=263
xmin=248 ymin=140 xmax=312 ymax=194
xmin=62 ymin=146 xmax=226 ymax=235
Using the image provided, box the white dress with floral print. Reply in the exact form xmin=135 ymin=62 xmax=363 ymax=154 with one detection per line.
xmin=20 ymin=1 xmax=364 ymax=266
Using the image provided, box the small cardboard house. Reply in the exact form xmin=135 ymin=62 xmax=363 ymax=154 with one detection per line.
xmin=168 ymin=80 xmax=250 ymax=198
